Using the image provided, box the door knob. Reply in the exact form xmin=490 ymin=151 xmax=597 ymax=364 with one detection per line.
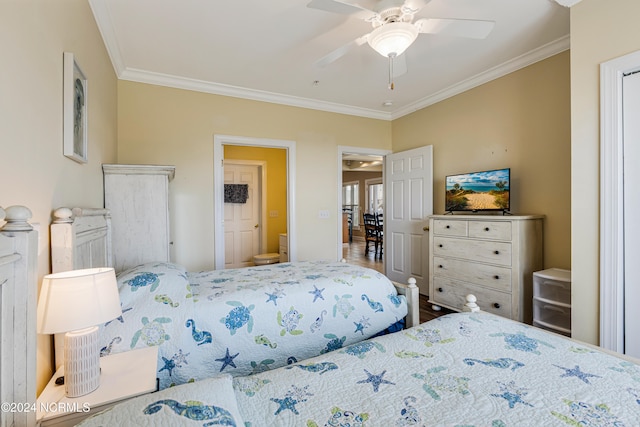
xmin=254 ymin=224 xmax=259 ymax=228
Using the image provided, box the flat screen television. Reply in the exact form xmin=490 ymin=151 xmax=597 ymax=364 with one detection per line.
xmin=445 ymin=168 xmax=510 ymax=213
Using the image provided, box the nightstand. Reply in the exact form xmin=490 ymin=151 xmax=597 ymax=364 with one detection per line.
xmin=36 ymin=346 xmax=158 ymax=427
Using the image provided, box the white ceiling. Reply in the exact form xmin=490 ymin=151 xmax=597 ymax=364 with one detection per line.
xmin=89 ymin=0 xmax=570 ymax=120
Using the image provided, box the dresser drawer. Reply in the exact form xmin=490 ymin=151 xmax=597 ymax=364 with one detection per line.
xmin=433 ymin=236 xmax=512 ymax=266
xmin=431 ymin=277 xmax=512 ymax=317
xmin=432 ymin=256 xmax=512 ymax=292
xmin=432 ymin=219 xmax=468 ymax=237
xmin=468 ymin=221 xmax=512 ymax=241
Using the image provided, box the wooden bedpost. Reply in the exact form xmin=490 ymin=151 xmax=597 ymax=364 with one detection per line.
xmin=0 ymin=205 xmax=38 ymax=427
xmin=392 ymin=277 xmax=419 ymax=328
xmin=463 ymin=294 xmax=481 ymax=313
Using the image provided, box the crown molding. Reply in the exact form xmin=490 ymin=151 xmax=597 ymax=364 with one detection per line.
xmin=91 ymin=0 xmax=569 ymax=121
xmin=390 ymin=35 xmax=570 ymax=120
xmin=89 ymin=0 xmax=126 ymax=75
xmin=118 ymin=68 xmax=392 ymax=120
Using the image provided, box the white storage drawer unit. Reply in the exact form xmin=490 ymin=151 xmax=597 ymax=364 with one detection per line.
xmin=533 ymin=298 xmax=571 ymax=333
xmin=533 ymin=268 xmax=571 ymax=305
xmin=532 ymin=268 xmax=571 ymax=336
xmin=428 ymin=214 xmax=544 ymax=323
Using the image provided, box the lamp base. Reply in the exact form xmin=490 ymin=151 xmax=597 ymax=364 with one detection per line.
xmin=63 ymin=326 xmax=100 ymax=397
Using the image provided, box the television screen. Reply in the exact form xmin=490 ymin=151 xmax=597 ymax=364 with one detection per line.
xmin=445 ymin=168 xmax=510 ymax=212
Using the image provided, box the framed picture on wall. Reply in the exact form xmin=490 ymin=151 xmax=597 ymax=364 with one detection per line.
xmin=63 ymin=52 xmax=88 ymax=163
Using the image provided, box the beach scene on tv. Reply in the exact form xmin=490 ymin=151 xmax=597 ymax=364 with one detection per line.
xmin=445 ymin=169 xmax=510 ymax=211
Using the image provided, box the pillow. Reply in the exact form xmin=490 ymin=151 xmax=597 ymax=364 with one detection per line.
xmin=116 ymin=262 xmax=191 ymax=306
xmin=77 ymin=374 xmax=245 ymax=426
xmin=98 ymin=263 xmax=193 ymax=357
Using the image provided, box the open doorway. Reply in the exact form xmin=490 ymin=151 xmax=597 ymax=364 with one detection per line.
xmin=337 ymin=146 xmax=390 ymax=273
xmin=214 ymin=135 xmax=296 ymax=269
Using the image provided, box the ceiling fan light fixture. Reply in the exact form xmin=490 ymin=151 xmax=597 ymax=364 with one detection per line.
xmin=367 ymin=22 xmax=419 ymax=57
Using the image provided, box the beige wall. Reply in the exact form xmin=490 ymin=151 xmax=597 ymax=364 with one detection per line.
xmin=393 ymin=52 xmax=571 ymax=271
xmin=570 ymin=0 xmax=640 ymax=344
xmin=224 ymin=145 xmax=288 ymax=253
xmin=116 ymin=81 xmax=392 ymax=269
xmin=0 ymin=1 xmax=118 ymax=392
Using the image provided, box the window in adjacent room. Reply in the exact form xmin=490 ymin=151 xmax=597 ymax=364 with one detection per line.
xmin=342 ymin=181 xmax=359 ymax=228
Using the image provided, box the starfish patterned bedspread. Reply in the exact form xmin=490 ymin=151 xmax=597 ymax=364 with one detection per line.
xmin=97 ymin=261 xmax=407 ymax=390
xmin=82 ymin=311 xmax=640 ymax=426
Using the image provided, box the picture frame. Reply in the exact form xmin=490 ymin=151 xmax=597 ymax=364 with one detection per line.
xmin=63 ymin=52 xmax=88 ymax=163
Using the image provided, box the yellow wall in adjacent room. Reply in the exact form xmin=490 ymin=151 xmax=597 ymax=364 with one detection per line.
xmin=392 ymin=52 xmax=571 ymax=272
xmin=224 ymin=145 xmax=288 ymax=253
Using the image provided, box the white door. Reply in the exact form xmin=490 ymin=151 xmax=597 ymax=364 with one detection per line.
xmin=623 ymin=71 xmax=640 ymax=358
xmin=224 ymin=163 xmax=261 ymax=268
xmin=384 ymin=146 xmax=433 ymax=293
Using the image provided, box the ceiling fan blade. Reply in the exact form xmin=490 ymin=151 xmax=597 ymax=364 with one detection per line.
xmin=415 ymin=18 xmax=495 ymax=39
xmin=314 ymin=35 xmax=369 ymax=68
xmin=402 ymin=0 xmax=432 ymax=13
xmin=307 ymin=0 xmax=378 ymax=20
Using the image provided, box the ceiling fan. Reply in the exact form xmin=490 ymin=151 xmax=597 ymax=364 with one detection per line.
xmin=307 ymin=0 xmax=495 ymax=89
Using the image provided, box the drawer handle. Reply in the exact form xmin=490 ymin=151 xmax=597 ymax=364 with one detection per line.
xmin=445 ymin=225 xmax=450 ymax=229
xmin=493 ymin=303 xmax=501 ymax=309
xmin=438 ymin=265 xmax=443 ymax=269
xmin=437 ymin=287 xmax=443 ymax=292
xmin=494 ymin=275 xmax=500 ymax=280
xmin=484 ymin=227 xmax=490 ymax=231
xmin=439 ymin=244 xmax=443 ymax=248
xmin=494 ymin=250 xmax=500 ymax=255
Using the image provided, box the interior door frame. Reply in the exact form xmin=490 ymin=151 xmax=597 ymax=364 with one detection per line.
xmin=599 ymin=49 xmax=640 ymax=352
xmin=223 ymin=160 xmax=267 ymax=265
xmin=336 ymin=146 xmax=391 ymax=261
xmin=214 ymin=134 xmax=296 ymax=269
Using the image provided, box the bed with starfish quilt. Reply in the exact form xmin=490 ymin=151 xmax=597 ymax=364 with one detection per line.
xmin=82 ymin=310 xmax=640 ymax=426
xmin=98 ymin=260 xmax=408 ymax=390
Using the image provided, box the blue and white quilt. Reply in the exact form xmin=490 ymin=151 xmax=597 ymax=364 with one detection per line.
xmin=83 ymin=312 xmax=640 ymax=426
xmin=234 ymin=311 xmax=640 ymax=426
xmin=97 ymin=261 xmax=408 ymax=390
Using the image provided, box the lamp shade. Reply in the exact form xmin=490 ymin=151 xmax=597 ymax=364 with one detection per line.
xmin=367 ymin=22 xmax=419 ymax=58
xmin=37 ymin=267 xmax=122 ymax=334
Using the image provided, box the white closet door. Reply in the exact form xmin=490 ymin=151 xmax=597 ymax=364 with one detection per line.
xmin=623 ymin=71 xmax=640 ymax=358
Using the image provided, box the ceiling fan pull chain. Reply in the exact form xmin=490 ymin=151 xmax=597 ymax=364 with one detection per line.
xmin=388 ymin=53 xmax=395 ymax=90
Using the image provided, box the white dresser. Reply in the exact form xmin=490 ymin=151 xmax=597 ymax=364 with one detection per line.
xmin=428 ymin=214 xmax=543 ymax=323
xmin=103 ymin=164 xmax=175 ymax=272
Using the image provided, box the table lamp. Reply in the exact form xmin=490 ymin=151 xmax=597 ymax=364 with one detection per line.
xmin=37 ymin=268 xmax=122 ymax=397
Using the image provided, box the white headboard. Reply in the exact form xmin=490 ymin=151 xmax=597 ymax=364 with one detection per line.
xmin=50 ymin=207 xmax=114 ymax=369
xmin=0 ymin=206 xmax=38 ymax=427
xmin=51 ymin=207 xmax=113 ymax=273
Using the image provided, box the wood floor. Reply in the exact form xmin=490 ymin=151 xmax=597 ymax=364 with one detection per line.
xmin=342 ymin=240 xmax=453 ymax=323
